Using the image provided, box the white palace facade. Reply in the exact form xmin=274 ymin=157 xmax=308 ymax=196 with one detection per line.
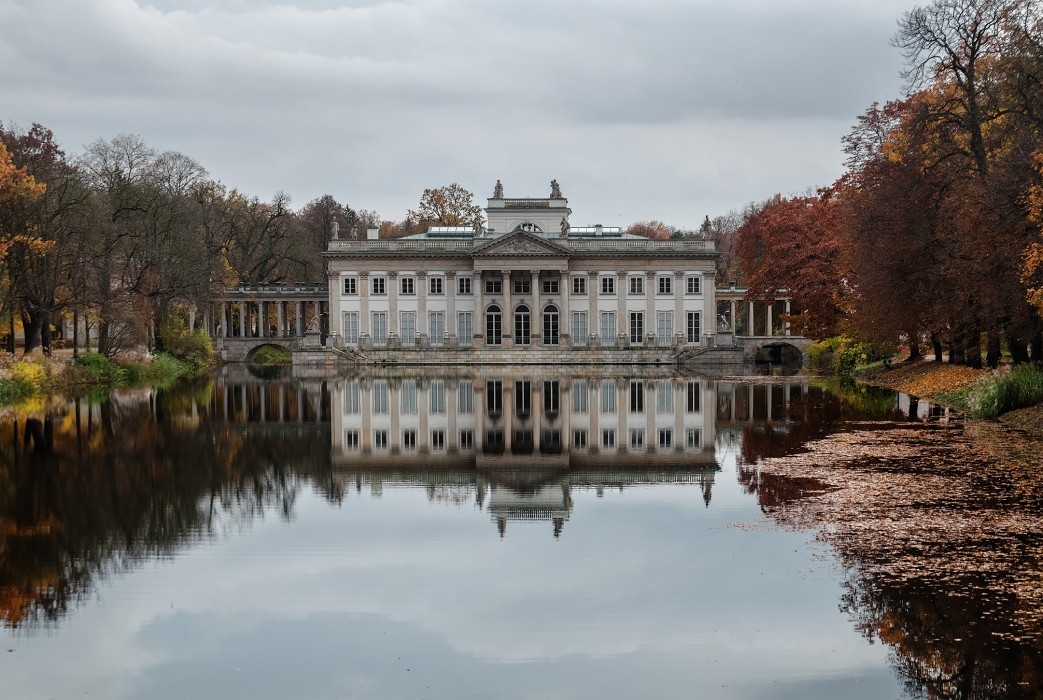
xmin=324 ymin=182 xmax=719 ymax=354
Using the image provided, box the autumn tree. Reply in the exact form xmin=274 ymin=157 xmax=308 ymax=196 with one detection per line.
xmin=625 ymin=220 xmax=673 ymax=240
xmin=406 ymin=183 xmax=482 ymax=229
xmin=295 ymin=195 xmax=359 ymax=279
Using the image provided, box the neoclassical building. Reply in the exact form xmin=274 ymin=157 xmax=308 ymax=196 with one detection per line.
xmin=324 ymin=182 xmax=719 ymax=353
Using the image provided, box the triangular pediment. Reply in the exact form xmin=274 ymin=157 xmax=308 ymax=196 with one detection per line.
xmin=471 ymin=230 xmax=572 ymax=257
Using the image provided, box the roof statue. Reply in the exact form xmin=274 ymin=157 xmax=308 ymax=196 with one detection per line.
xmin=559 ymin=216 xmax=570 ymax=238
xmin=493 ymin=179 xmax=504 ymax=198
xmin=550 ymin=179 xmax=563 ymax=199
xmin=472 ymin=216 xmax=485 ymax=237
xmin=330 ymin=219 xmax=340 ymax=240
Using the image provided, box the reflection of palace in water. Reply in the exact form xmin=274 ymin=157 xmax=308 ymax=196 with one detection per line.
xmin=327 ymin=369 xmax=720 ymax=536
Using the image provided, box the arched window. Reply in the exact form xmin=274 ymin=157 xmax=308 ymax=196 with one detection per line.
xmin=514 ymin=304 xmax=531 ymax=345
xmin=543 ymin=304 xmax=559 ymax=345
xmin=486 ymin=304 xmax=502 ymax=346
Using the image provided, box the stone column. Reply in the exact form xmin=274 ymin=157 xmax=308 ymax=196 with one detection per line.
xmin=674 ymin=271 xmax=685 ymax=344
xmin=447 ymin=379 xmax=458 ymax=450
xmin=446 ymin=271 xmax=457 ymax=343
xmin=785 ymin=300 xmax=791 ymax=335
xmin=730 ymin=300 xmax=737 ymax=334
xmin=646 ymin=271 xmax=656 ymax=343
xmin=704 ymin=272 xmax=716 ymax=343
xmin=276 ymin=300 xmax=284 ymax=337
xmin=295 ymin=301 xmax=303 ymax=336
xmin=328 ymin=272 xmax=341 ymax=338
xmin=416 ymin=271 xmax=428 ymax=340
xmin=419 ymin=381 xmax=430 ymax=451
xmin=474 ymin=272 xmax=484 ymax=346
xmin=749 ymin=301 xmax=756 ymax=337
xmin=502 ymin=271 xmax=512 ymax=347
xmin=239 ymin=302 xmax=246 ymax=337
xmin=644 ymin=381 xmax=655 ymax=450
xmin=616 ymin=271 xmax=627 ymax=341
xmin=221 ymin=302 xmax=229 ymax=338
xmin=767 ymin=300 xmax=774 ymax=338
xmin=259 ymin=301 xmax=266 ymax=338
xmin=588 ymin=271 xmax=599 ymax=345
xmin=674 ymin=381 xmax=685 ymax=449
xmin=561 ymin=269 xmax=571 ymax=344
xmin=531 ymin=270 xmax=541 ymax=346
xmin=390 ymin=380 xmax=400 ymax=453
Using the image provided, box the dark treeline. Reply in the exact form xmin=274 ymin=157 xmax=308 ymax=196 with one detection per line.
xmin=0 ymin=126 xmax=373 ymax=356
xmin=735 ymin=0 xmax=1043 ymax=367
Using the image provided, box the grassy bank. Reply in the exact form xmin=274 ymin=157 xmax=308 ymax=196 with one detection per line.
xmin=0 ymin=350 xmax=212 ymax=405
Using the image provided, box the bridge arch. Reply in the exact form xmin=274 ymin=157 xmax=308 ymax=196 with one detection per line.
xmin=753 ymin=341 xmax=806 ymax=365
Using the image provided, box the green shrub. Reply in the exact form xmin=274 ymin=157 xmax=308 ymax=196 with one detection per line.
xmin=73 ymin=352 xmax=122 ymax=383
xmin=808 ymin=336 xmax=894 ymax=375
xmin=162 ymin=321 xmax=214 ymax=366
xmin=251 ymin=345 xmax=292 ymax=367
xmin=968 ymin=365 xmax=1043 ymax=419
xmin=0 ymin=377 xmax=34 ymax=403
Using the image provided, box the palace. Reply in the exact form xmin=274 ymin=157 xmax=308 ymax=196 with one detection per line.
xmin=323 ymin=181 xmax=719 ymax=355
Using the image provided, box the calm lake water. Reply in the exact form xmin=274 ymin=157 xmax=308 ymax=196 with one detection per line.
xmin=0 ymin=364 xmax=1036 ymax=699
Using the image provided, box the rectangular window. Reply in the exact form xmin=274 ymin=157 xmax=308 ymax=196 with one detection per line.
xmin=343 ymin=277 xmax=357 ymax=295
xmin=374 ymin=429 xmax=388 ymax=450
xmin=629 ymin=429 xmax=645 ymax=448
xmin=513 ymin=277 xmax=531 ymax=294
xmin=487 ymin=380 xmax=503 ymax=415
xmin=372 ymin=380 xmax=389 ymax=414
xmin=542 ymin=278 xmax=559 ymax=295
xmin=600 ymin=381 xmax=616 ymax=413
xmin=600 ymin=275 xmax=615 ymax=295
xmin=458 ymin=276 xmax=472 ymax=295
xmin=343 ymin=382 xmax=360 ymax=413
xmin=429 ymin=276 xmax=444 ymax=295
xmin=403 ymin=429 xmax=417 ymax=450
xmin=401 ymin=380 xmax=418 ymax=415
xmin=629 ymin=381 xmax=644 ymax=413
xmin=658 ymin=276 xmax=672 ymax=295
xmin=629 ymin=312 xmax=644 ymax=344
xmin=342 ymin=312 xmax=359 ymax=343
xmin=658 ymin=428 xmax=673 ymax=448
xmin=400 ymin=277 xmax=415 ymax=295
xmin=429 ymin=312 xmax=445 ymax=342
xmin=571 ymin=312 xmax=588 ymax=345
xmin=686 ymin=381 xmax=701 ymax=413
xmin=543 ymin=381 xmax=560 ymax=413
xmin=686 ymin=276 xmax=701 ymax=295
xmin=629 ymin=276 xmax=643 ymax=295
xmin=372 ymin=276 xmax=386 ymax=295
xmin=572 ymin=380 xmax=588 ymax=412
xmin=457 ymin=312 xmax=473 ymax=345
xmin=458 ymin=380 xmax=474 ymax=414
xmin=573 ymin=429 xmax=588 ymax=448
xmin=431 ymin=430 xmax=446 ymax=450
xmin=459 ymin=429 xmax=475 ymax=450
xmin=600 ymin=312 xmax=616 ymax=342
xmin=687 ymin=312 xmax=701 ymax=343
xmin=429 ymin=380 xmax=446 ymax=414
xmin=657 ymin=382 xmax=674 ymax=413
xmin=344 ymin=430 xmax=360 ymax=449
xmin=400 ymin=312 xmax=416 ymax=341
xmin=371 ymin=312 xmax=388 ymax=343
xmin=601 ymin=429 xmax=616 ymax=448
xmin=572 ymin=276 xmax=586 ymax=295
xmin=657 ymin=311 xmax=673 ymax=345
xmin=686 ymin=428 xmax=702 ymax=448
xmin=485 ymin=278 xmax=502 ymax=295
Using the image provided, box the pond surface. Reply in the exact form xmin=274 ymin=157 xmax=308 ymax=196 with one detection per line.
xmin=0 ymin=365 xmax=1037 ymax=699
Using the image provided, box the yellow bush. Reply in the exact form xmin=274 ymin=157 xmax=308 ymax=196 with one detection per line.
xmin=10 ymin=360 xmax=47 ymax=388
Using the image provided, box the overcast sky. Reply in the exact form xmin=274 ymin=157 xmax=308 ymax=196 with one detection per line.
xmin=1 ymin=0 xmax=922 ymax=230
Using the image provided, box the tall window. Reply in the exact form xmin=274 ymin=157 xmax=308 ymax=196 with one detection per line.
xmin=403 ymin=429 xmax=417 ymax=450
xmin=486 ymin=305 xmax=502 ymax=345
xmin=458 ymin=380 xmax=474 ymax=414
xmin=600 ymin=275 xmax=615 ymax=295
xmin=487 ymin=380 xmax=503 ymax=415
xmin=371 ymin=312 xmax=388 ymax=344
xmin=687 ymin=312 xmax=701 ymax=343
xmin=629 ymin=312 xmax=644 ymax=344
xmin=542 ymin=278 xmax=559 ymax=295
xmin=686 ymin=276 xmax=701 ymax=295
xmin=686 ymin=381 xmax=701 ymax=412
xmin=401 ymin=277 xmax=415 ymax=295
xmin=400 ymin=312 xmax=415 ymax=341
xmin=629 ymin=381 xmax=644 ymax=413
xmin=572 ymin=380 xmax=588 ymax=412
xmin=429 ymin=380 xmax=446 ymax=413
xmin=601 ymin=429 xmax=616 ymax=448
xmin=543 ymin=304 xmax=559 ymax=345
xmin=372 ymin=380 xmax=389 ymax=414
xmin=429 ymin=312 xmax=445 ymax=345
xmin=343 ymin=277 xmax=358 ymax=295
xmin=485 ymin=278 xmax=502 ymax=295
xmin=571 ymin=312 xmax=587 ymax=345
xmin=600 ymin=312 xmax=616 ymax=343
xmin=629 ymin=276 xmax=643 ymax=295
xmin=342 ymin=312 xmax=359 ymax=343
xmin=658 ymin=276 xmax=672 ymax=295
xmin=657 ymin=311 xmax=673 ymax=345
xmin=343 ymin=382 xmax=360 ymax=413
xmin=401 ymin=380 xmax=417 ymax=414
xmin=572 ymin=276 xmax=586 ymax=295
xmin=458 ymin=276 xmax=472 ymax=295
xmin=658 ymin=428 xmax=673 ymax=448
xmin=657 ymin=382 xmax=674 ymax=413
xmin=543 ymin=381 xmax=560 ymax=412
xmin=629 ymin=429 xmax=645 ymax=448
xmin=513 ymin=277 xmax=531 ymax=294
xmin=600 ymin=381 xmax=616 ymax=413
xmin=514 ymin=304 xmax=531 ymax=345
xmin=457 ymin=312 xmax=473 ymax=345
xmin=372 ymin=276 xmax=386 ymax=295
xmin=429 ymin=276 xmax=444 ymax=295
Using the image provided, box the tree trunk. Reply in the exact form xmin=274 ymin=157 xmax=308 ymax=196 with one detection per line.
xmin=965 ymin=325 xmax=982 ymax=369
xmin=1007 ymin=328 xmax=1029 ymax=365
xmin=931 ymin=333 xmax=944 ymax=363
xmin=907 ymin=329 xmax=921 ymax=362
xmin=949 ymin=325 xmax=966 ymax=365
xmin=1032 ymin=331 xmax=1043 ymax=365
xmin=21 ymin=311 xmax=42 ymax=353
xmin=986 ymin=329 xmax=1001 ymax=369
xmin=72 ymin=309 xmax=79 ymax=357
xmin=40 ymin=312 xmax=52 ymax=356
xmin=98 ymin=320 xmax=110 ymax=357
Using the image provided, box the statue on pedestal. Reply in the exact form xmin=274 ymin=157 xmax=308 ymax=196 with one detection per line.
xmin=493 ymin=180 xmax=504 ymax=198
xmin=550 ymin=179 xmax=563 ymax=199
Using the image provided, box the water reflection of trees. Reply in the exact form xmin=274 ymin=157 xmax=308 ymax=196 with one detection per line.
xmin=0 ymin=380 xmax=333 ymax=629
